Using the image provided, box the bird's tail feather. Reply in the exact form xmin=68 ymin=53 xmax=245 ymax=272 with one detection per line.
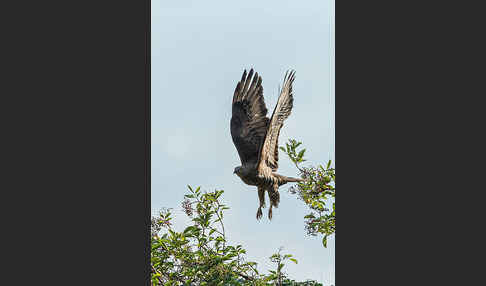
xmin=284 ymin=176 xmax=304 ymax=183
xmin=274 ymin=173 xmax=304 ymax=185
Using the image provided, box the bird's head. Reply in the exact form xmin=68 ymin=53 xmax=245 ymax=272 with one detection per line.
xmin=233 ymin=166 xmax=241 ymax=175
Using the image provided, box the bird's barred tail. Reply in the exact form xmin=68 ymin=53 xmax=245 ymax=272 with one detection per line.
xmin=274 ymin=173 xmax=304 ymax=184
xmin=284 ymin=176 xmax=304 ymax=183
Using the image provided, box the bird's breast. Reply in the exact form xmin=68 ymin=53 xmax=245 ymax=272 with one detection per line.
xmin=240 ymin=175 xmax=259 ymax=186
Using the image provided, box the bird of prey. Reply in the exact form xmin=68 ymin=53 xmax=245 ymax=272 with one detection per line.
xmin=230 ymin=68 xmax=303 ymax=220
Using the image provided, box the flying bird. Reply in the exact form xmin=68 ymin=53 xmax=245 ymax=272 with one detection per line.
xmin=230 ymin=68 xmax=303 ymax=220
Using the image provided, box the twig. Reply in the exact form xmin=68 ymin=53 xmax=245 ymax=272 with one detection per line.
xmin=237 ymin=272 xmax=254 ymax=281
xmin=151 ymin=265 xmax=163 ymax=285
xmin=214 ymin=201 xmax=226 ymax=250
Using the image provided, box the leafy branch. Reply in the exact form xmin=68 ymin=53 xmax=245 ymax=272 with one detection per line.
xmin=151 ymin=186 xmax=325 ymax=285
xmin=281 ymin=139 xmax=335 ymax=248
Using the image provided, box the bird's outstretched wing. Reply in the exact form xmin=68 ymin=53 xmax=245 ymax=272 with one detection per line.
xmin=257 ymin=70 xmax=296 ymax=173
xmin=231 ymin=69 xmax=270 ymax=166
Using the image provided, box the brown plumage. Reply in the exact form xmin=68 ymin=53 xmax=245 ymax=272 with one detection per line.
xmin=230 ymin=68 xmax=303 ymax=220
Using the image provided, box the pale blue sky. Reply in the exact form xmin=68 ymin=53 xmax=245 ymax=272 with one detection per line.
xmin=151 ymin=0 xmax=334 ymax=284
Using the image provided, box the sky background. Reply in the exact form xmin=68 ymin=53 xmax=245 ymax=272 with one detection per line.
xmin=152 ymin=0 xmax=335 ymax=284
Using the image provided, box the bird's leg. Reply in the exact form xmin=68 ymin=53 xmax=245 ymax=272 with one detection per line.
xmin=268 ymin=184 xmax=280 ymax=220
xmin=256 ymin=188 xmax=265 ymax=220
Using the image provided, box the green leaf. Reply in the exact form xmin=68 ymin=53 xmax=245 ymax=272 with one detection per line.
xmin=215 ymin=190 xmax=223 ymax=198
xmin=322 ymin=236 xmax=327 ymax=248
xmin=289 ymin=258 xmax=298 ymax=264
xmin=298 ymin=149 xmax=306 ymax=159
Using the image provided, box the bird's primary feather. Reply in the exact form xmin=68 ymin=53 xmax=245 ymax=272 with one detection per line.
xmin=230 ymin=69 xmax=270 ymax=166
xmin=257 ymin=70 xmax=296 ymax=174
